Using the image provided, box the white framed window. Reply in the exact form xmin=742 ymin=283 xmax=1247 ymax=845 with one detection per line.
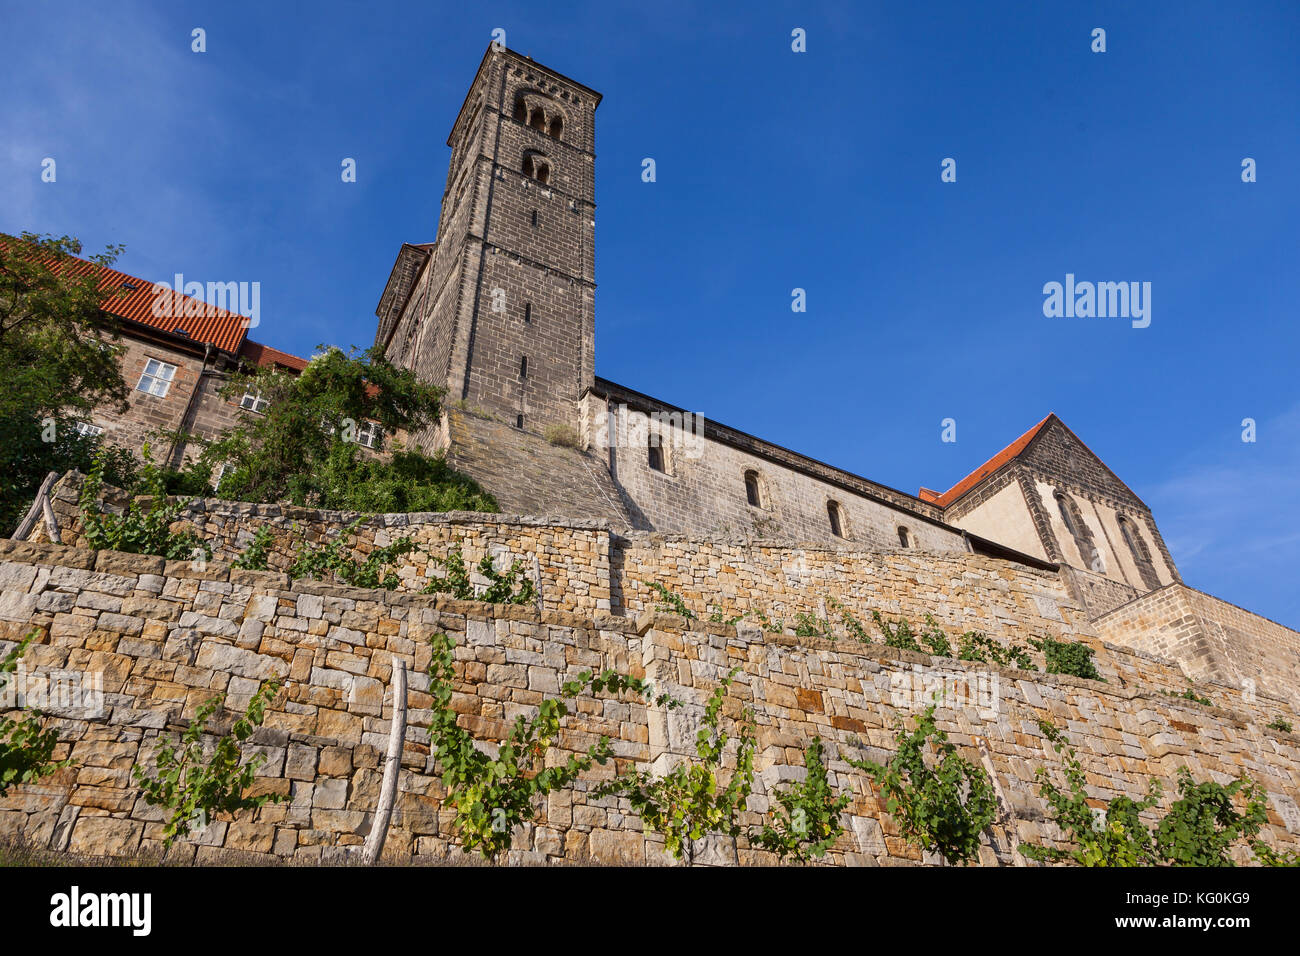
xmin=239 ymin=388 xmax=269 ymax=414
xmin=136 ymin=358 xmax=177 ymax=397
xmin=214 ymin=462 xmax=233 ymax=490
xmin=74 ymin=421 xmax=103 ymax=438
xmin=357 ymin=420 xmax=381 ymax=449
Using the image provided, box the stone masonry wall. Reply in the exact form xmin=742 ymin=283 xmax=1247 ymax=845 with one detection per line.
xmin=35 ymin=474 xmax=1300 ymax=707
xmin=1 ymin=539 xmax=1297 ymax=865
xmin=1094 ymin=584 xmax=1300 ymax=708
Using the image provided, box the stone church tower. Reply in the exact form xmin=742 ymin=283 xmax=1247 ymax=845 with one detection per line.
xmin=375 ymin=45 xmax=599 ymax=436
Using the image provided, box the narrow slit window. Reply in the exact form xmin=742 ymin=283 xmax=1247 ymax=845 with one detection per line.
xmin=519 ymin=356 xmax=528 ymax=379
xmin=744 ymin=471 xmax=761 ymax=508
xmin=827 ymin=501 xmax=844 ymax=538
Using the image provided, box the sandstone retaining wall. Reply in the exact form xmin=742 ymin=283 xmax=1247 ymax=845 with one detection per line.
xmin=1 ymin=540 xmax=1297 ymax=866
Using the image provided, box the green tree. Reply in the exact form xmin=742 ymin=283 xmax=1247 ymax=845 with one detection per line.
xmin=194 ymin=345 xmax=494 ymax=512
xmin=0 ymin=233 xmax=135 ymax=531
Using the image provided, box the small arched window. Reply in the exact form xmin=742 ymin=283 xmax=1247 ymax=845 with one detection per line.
xmin=1054 ymin=494 xmax=1077 ymax=536
xmin=530 ymin=110 xmax=546 ymax=132
xmin=648 ymin=443 xmax=664 ymax=473
xmin=827 ymin=501 xmax=845 ymax=538
xmin=549 ymin=115 xmax=563 ymax=139
xmin=744 ymin=470 xmax=762 ymax=508
xmin=512 ymin=99 xmax=527 ymax=123
xmin=897 ymin=526 xmax=913 ymax=548
xmin=522 ymin=152 xmax=550 ymax=185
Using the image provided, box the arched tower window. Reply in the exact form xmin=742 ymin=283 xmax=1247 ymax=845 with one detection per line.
xmin=897 ymin=526 xmax=913 ymax=548
xmin=744 ymin=470 xmax=763 ymax=508
xmin=827 ymin=500 xmax=845 ymax=538
xmin=522 ymin=151 xmax=550 ymax=185
xmin=1118 ymin=515 xmax=1161 ymax=590
xmin=512 ymin=90 xmax=567 ymax=143
xmin=1054 ymin=490 xmax=1103 ymax=572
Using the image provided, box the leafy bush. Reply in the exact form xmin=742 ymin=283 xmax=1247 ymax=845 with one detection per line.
xmin=827 ymin=598 xmax=871 ymax=643
xmin=1155 ymin=768 xmax=1267 ymax=866
xmin=793 ymin=612 xmax=833 ymax=640
xmin=872 ymin=610 xmax=921 ymax=652
xmin=1028 ymin=635 xmax=1104 ymax=681
xmin=132 ymin=679 xmax=284 ymax=848
xmin=79 ymin=444 xmax=210 ymax=561
xmin=597 ymin=668 xmax=755 ymax=863
xmin=848 ymin=703 xmax=996 ymax=865
xmin=754 ymin=736 xmax=850 ymax=862
xmin=956 ymin=631 xmax=1037 ymax=670
xmin=231 ymin=525 xmax=276 ymax=571
xmin=0 ymin=632 xmax=71 ymax=796
xmin=287 ymin=519 xmax=418 ymax=590
xmin=1267 ymin=716 xmax=1293 ymax=733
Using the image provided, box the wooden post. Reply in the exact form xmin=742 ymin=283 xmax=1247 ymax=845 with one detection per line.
xmin=531 ymin=553 xmax=543 ymax=615
xmin=12 ymin=471 xmax=60 ymax=541
xmin=362 ymin=656 xmax=407 ymax=864
xmin=976 ymin=736 xmax=1025 ymax=866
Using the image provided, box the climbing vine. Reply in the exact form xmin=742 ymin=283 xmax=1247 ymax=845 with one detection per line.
xmin=1022 ymin=720 xmax=1269 ymax=866
xmin=287 ymin=518 xmax=418 ymax=590
xmin=132 ymin=679 xmax=284 ymax=848
xmin=754 ymin=736 xmax=850 ymax=862
xmin=0 ymin=632 xmax=71 ymax=797
xmin=848 ymin=703 xmax=996 ymax=865
xmin=426 ymin=632 xmax=674 ymax=860
xmin=596 ymin=667 xmax=755 ymax=864
xmin=423 ymin=545 xmax=536 ymax=605
xmin=231 ymin=525 xmax=276 ymax=571
xmin=645 ymin=581 xmax=695 ymax=619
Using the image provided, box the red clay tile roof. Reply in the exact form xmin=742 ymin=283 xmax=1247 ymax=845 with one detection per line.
xmin=4 ymin=239 xmax=251 ymax=353
xmin=239 ymin=339 xmax=309 ymax=372
xmin=922 ymin=414 xmax=1054 ymax=509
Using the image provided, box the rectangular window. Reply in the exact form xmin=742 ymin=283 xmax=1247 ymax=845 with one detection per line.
xmin=357 ymin=420 xmax=381 ymax=449
xmin=520 ymin=356 xmax=528 ymax=379
xmin=74 ymin=421 xmax=103 ymax=438
xmin=136 ymin=358 xmax=177 ymax=397
xmin=239 ymin=389 xmax=269 ymax=414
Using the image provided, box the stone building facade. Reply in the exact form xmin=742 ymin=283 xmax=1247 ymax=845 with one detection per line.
xmin=370 ymin=46 xmax=1196 ymax=629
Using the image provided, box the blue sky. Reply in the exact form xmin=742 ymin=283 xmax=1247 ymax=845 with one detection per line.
xmin=2 ymin=1 xmax=1297 ymax=626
